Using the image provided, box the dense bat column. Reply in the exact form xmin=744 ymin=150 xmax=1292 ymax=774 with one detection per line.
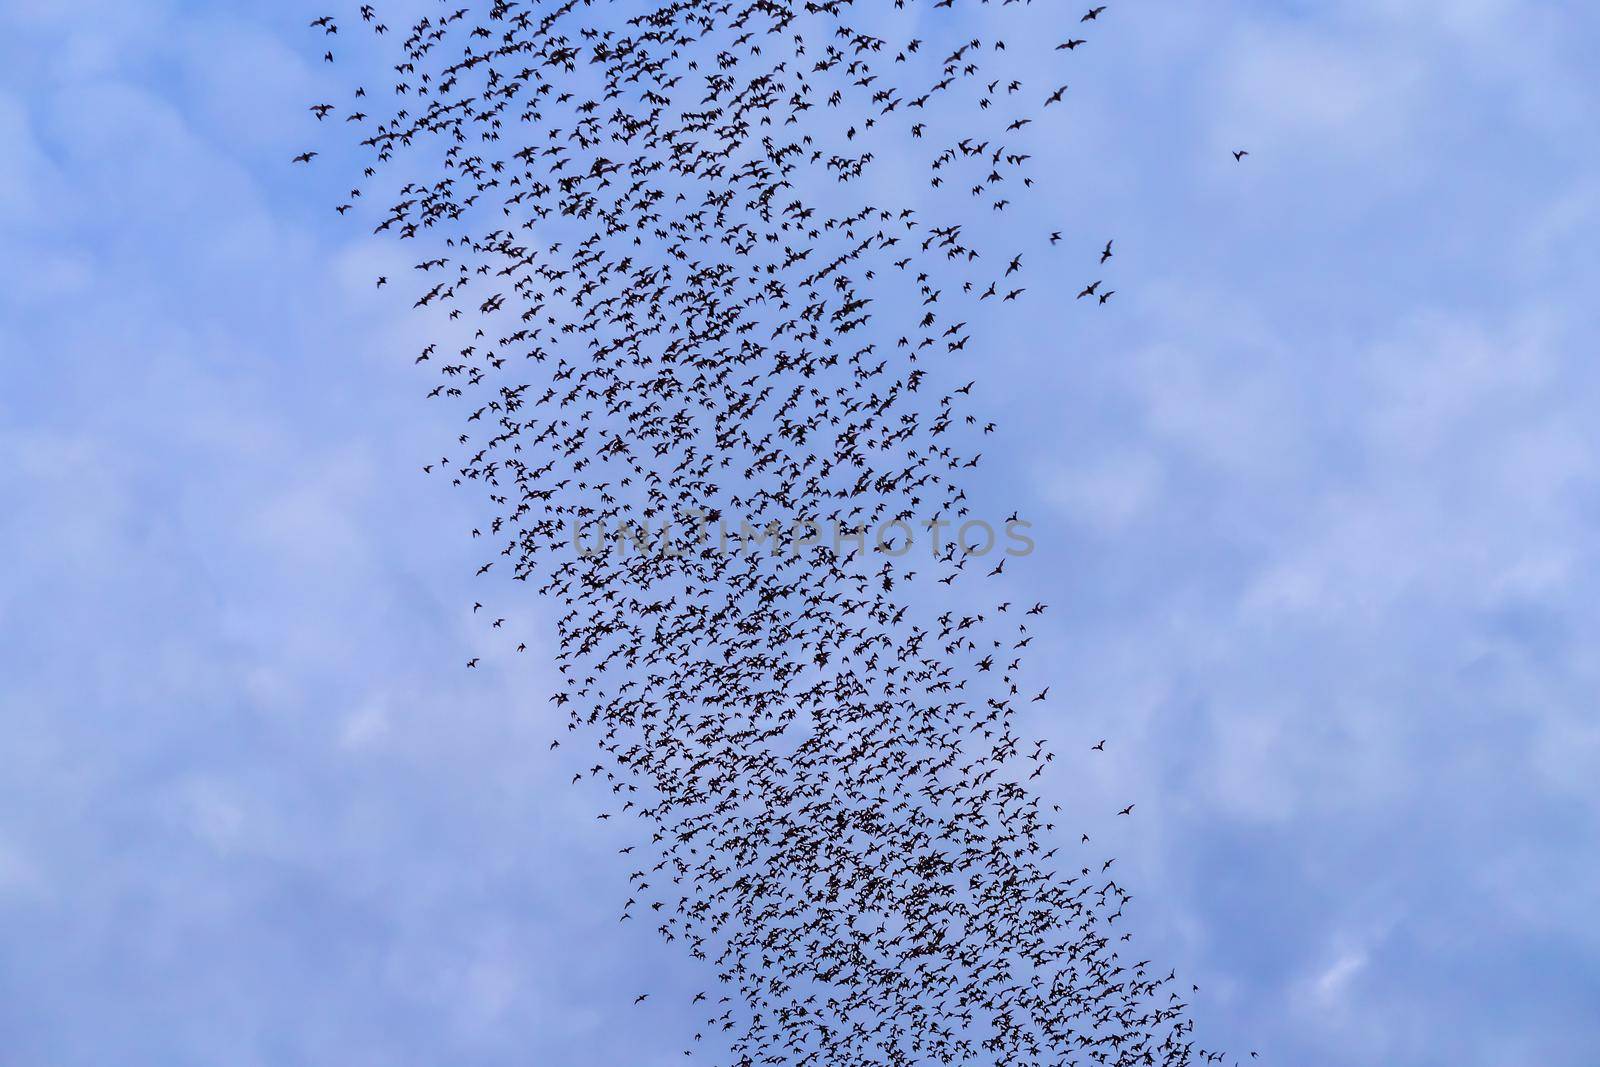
xmin=297 ymin=2 xmax=1228 ymax=1064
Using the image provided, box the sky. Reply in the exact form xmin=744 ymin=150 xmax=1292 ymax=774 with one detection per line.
xmin=2 ymin=1 xmax=1599 ymax=1065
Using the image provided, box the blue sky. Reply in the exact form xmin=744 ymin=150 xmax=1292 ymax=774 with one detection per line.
xmin=3 ymin=1 xmax=1599 ymax=1065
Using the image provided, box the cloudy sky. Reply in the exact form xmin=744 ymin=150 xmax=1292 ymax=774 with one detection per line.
xmin=3 ymin=1 xmax=1599 ymax=1065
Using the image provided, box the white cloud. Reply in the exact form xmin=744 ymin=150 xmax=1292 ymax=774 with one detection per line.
xmin=1312 ymin=947 xmax=1369 ymax=1007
